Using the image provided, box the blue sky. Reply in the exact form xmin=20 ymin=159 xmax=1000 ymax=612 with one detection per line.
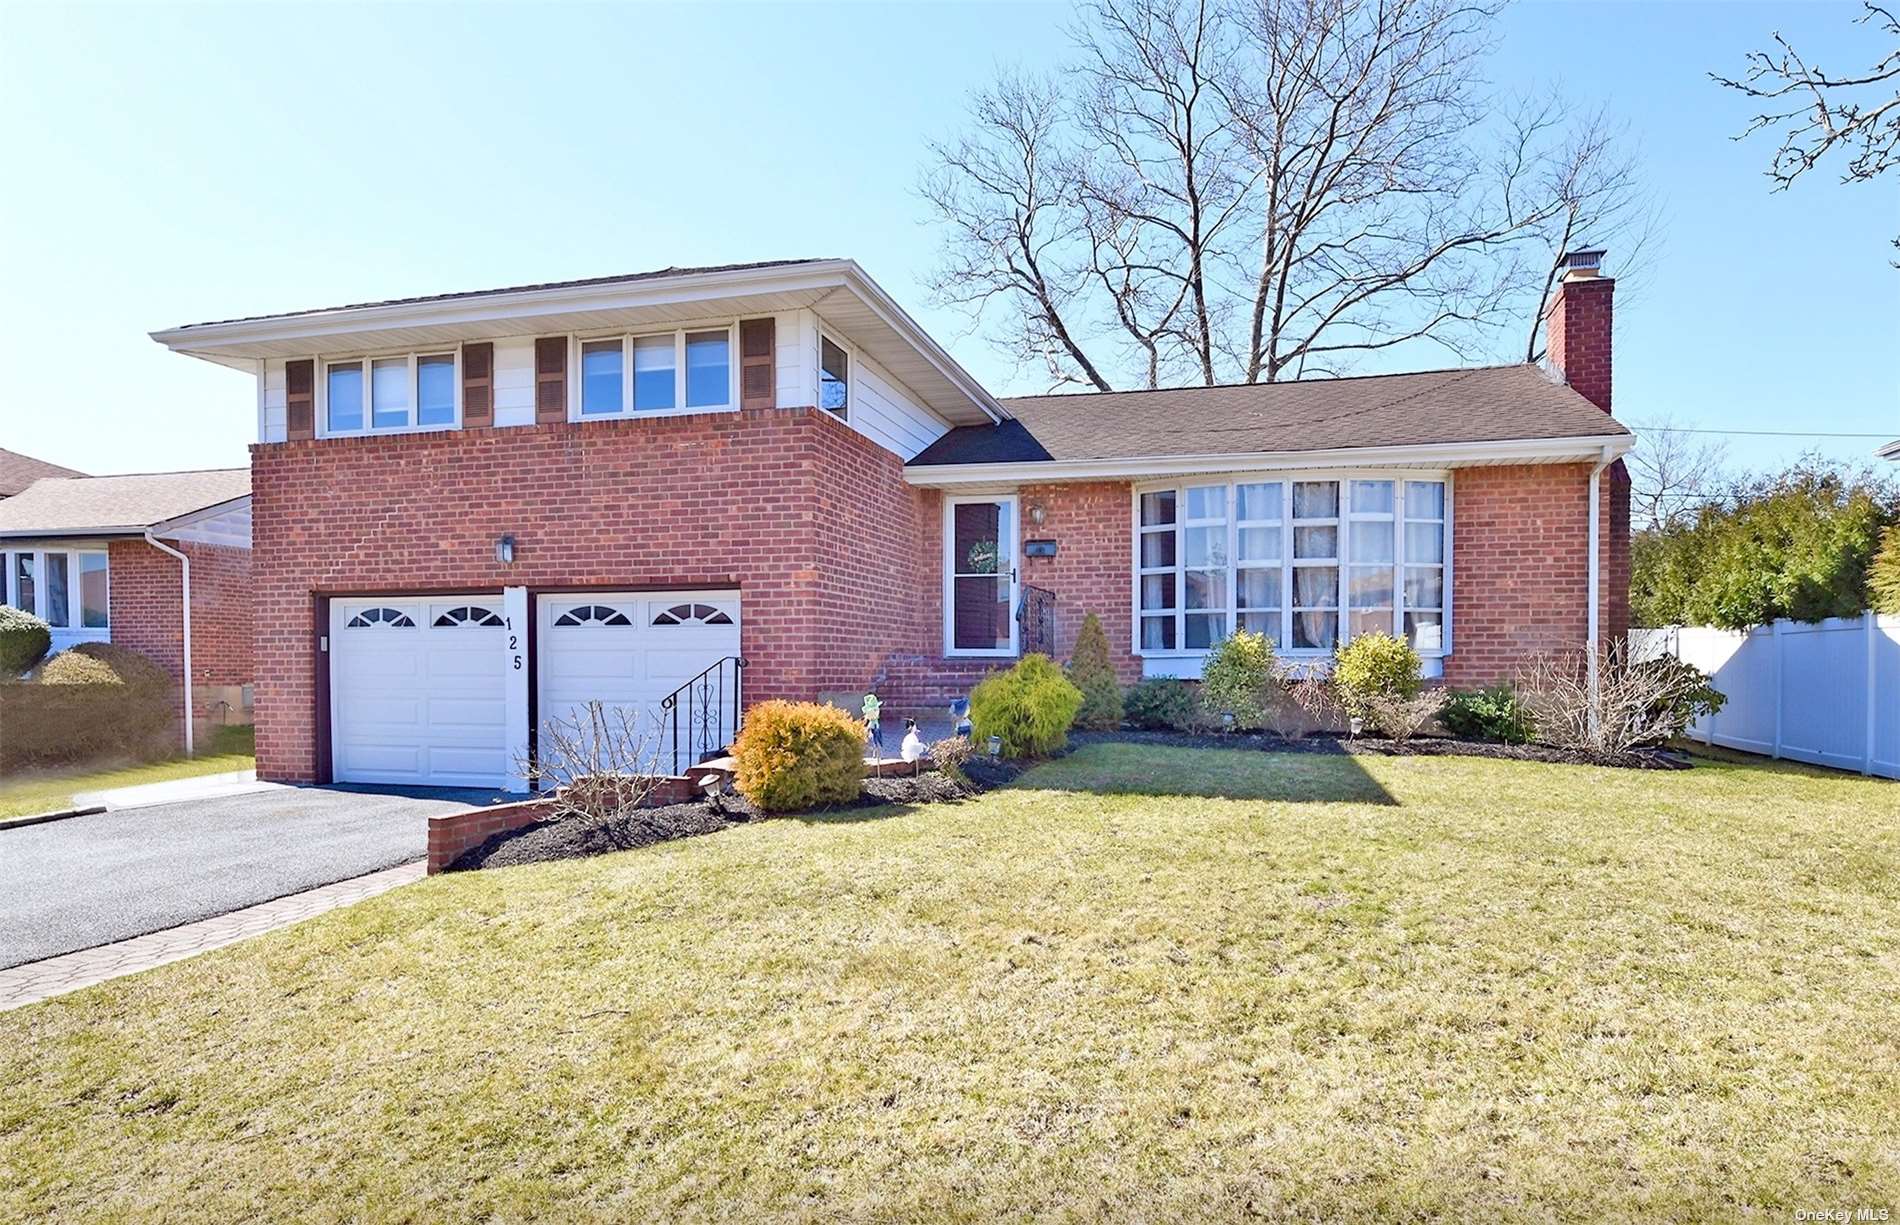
xmin=0 ymin=1 xmax=1893 ymax=477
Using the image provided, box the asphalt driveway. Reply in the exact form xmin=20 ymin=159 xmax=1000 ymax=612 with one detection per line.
xmin=1 ymin=785 xmax=506 ymax=968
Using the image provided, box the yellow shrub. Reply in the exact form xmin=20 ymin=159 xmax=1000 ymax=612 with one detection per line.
xmin=969 ymin=654 xmax=1084 ymax=758
xmin=731 ymin=700 xmax=866 ymax=813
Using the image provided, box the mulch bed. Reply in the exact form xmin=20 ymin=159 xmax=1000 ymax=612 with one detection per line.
xmin=450 ymin=763 xmax=1012 ymax=872
xmin=1071 ymin=728 xmax=1691 ymax=770
xmin=453 ymin=727 xmax=1684 ymax=872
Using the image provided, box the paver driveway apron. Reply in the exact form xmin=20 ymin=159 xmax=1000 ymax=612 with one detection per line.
xmin=0 ymin=785 xmax=500 ymax=968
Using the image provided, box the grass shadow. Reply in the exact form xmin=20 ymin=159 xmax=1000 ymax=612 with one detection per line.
xmin=1014 ymin=741 xmax=1398 ymax=806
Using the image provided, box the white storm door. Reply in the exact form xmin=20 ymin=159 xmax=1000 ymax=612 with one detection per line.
xmin=944 ymin=495 xmax=1018 ymax=656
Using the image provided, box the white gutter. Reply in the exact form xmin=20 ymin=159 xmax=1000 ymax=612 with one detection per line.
xmin=905 ymin=432 xmax=1637 ymax=487
xmin=1585 ymin=443 xmax=1617 ymax=726
xmin=142 ymin=531 xmax=194 ymax=756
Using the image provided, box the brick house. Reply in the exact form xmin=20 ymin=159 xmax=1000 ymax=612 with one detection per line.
xmin=150 ymin=256 xmax=1630 ymax=790
xmin=0 ymin=469 xmax=254 ymax=748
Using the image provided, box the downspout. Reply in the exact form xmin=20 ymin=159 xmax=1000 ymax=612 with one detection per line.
xmin=1585 ymin=443 xmax=1615 ymax=725
xmin=143 ymin=531 xmax=194 ymax=755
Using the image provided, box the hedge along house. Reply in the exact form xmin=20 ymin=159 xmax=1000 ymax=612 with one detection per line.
xmin=0 ymin=469 xmax=254 ymax=751
xmin=150 ymin=256 xmax=1630 ymax=791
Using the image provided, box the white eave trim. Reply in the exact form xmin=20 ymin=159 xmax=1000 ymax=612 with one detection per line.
xmin=149 ymin=259 xmax=1005 ymax=425
xmin=150 ymin=493 xmax=253 ymax=542
xmin=903 ymin=433 xmax=1636 ymax=487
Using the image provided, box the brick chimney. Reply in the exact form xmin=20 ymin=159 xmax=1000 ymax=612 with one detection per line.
xmin=1543 ymin=248 xmax=1613 ymax=413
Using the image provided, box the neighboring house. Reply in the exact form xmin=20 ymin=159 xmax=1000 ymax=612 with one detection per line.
xmin=0 ymin=470 xmax=254 ymax=748
xmin=151 ymin=255 xmax=1630 ymax=790
xmin=0 ymin=448 xmax=84 ymax=498
xmin=1880 ymin=439 xmax=1899 ymax=462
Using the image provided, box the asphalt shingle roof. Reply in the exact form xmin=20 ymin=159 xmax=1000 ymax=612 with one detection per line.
xmin=0 ymin=448 xmax=84 ymax=497
xmin=0 ymin=469 xmax=250 ymax=537
xmin=168 ymin=259 xmax=827 ymax=331
xmin=909 ymin=363 xmax=1629 ymax=467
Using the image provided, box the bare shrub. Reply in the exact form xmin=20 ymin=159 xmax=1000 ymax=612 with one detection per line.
xmin=929 ymin=736 xmax=975 ymax=777
xmin=1517 ymin=645 xmax=1724 ymax=755
xmin=518 ymin=702 xmax=664 ymax=822
xmin=1364 ymin=691 xmax=1449 ymax=742
xmin=1275 ymin=659 xmax=1341 ymax=733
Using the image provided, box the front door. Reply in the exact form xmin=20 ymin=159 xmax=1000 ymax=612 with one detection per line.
xmin=945 ymin=495 xmax=1018 ymax=656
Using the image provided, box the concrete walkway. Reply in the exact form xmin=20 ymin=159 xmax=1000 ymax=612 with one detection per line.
xmin=73 ymin=769 xmax=279 ymax=811
xmin=0 ymin=861 xmax=425 ymax=1012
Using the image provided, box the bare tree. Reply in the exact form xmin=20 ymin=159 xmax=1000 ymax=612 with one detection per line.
xmin=1515 ymin=100 xmax=1661 ymax=362
xmin=922 ymin=0 xmax=1651 ymax=391
xmin=1626 ymin=418 xmax=1731 ymax=532
xmin=518 ymin=702 xmax=664 ymax=822
xmin=1714 ymin=2 xmax=1900 ymax=261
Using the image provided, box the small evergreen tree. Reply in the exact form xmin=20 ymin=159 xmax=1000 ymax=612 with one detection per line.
xmin=1066 ymin=613 xmax=1123 ymax=730
xmin=1872 ymin=525 xmax=1900 ymax=616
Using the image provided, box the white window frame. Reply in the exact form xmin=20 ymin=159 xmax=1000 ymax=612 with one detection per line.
xmin=1130 ymin=470 xmax=1454 ymax=661
xmin=565 ymin=322 xmax=741 ymax=421
xmin=943 ymin=493 xmax=1020 ymax=658
xmin=316 ymin=346 xmax=463 ymax=438
xmin=818 ymin=330 xmax=852 ymax=421
xmin=4 ymin=547 xmax=110 ymax=631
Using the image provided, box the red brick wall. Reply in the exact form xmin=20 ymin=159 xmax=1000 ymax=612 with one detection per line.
xmin=1443 ymin=462 xmax=1629 ymax=688
xmin=251 ymin=406 xmax=927 ymax=783
xmin=106 ymin=539 xmax=252 ymax=731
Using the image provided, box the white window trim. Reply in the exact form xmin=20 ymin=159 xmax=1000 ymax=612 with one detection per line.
xmin=943 ymin=493 xmax=1020 ymax=658
xmin=819 ymin=330 xmax=852 ymax=422
xmin=566 ymin=322 xmax=741 ymax=422
xmin=4 ymin=547 xmax=110 ymax=631
xmin=1130 ymin=470 xmax=1454 ymax=661
xmin=316 ymin=345 xmax=463 ymax=439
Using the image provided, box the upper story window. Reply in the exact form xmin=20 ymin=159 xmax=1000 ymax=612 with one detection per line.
xmin=325 ymin=351 xmax=457 ymax=434
xmin=4 ymin=549 xmax=108 ymax=631
xmin=1137 ymin=475 xmax=1449 ymax=657
xmin=820 ymin=335 xmax=850 ymax=418
xmin=577 ymin=327 xmax=735 ymax=418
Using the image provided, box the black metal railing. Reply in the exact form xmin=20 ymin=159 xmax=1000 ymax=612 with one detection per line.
xmin=1018 ymin=585 xmax=1057 ymax=657
xmin=659 ymin=655 xmax=746 ymax=775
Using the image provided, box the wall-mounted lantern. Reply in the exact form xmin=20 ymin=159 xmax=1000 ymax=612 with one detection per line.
xmin=496 ymin=534 xmax=516 ymax=565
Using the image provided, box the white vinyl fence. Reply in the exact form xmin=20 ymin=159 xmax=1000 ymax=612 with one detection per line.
xmin=1632 ymin=614 xmax=1900 ymax=779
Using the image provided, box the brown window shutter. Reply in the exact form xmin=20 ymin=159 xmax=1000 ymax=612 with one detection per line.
xmin=534 ymin=337 xmax=567 ymax=424
xmin=739 ymin=317 xmax=775 ymax=410
xmin=462 ymin=342 xmax=494 ymax=428
xmin=285 ymin=359 xmax=315 ymax=440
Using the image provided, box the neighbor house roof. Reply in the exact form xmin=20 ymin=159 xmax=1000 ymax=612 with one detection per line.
xmin=0 ymin=469 xmax=251 ymax=539
xmin=0 ymin=448 xmax=85 ymax=497
xmin=908 ymin=363 xmax=1630 ymax=474
xmin=1880 ymin=438 xmax=1900 ymax=462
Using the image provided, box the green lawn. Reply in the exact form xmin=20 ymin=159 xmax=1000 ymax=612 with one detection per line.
xmin=0 ymin=725 xmax=255 ymax=820
xmin=3 ymin=744 xmax=1896 ymax=1219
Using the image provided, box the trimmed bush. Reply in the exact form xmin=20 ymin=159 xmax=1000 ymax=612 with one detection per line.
xmin=1067 ymin=613 xmax=1123 ymax=730
xmin=1199 ymin=630 xmax=1277 ymax=729
xmin=1122 ymin=678 xmax=1198 ymax=731
xmin=929 ymin=735 xmax=974 ymax=779
xmin=1 ymin=643 xmax=177 ymax=772
xmin=731 ymin=700 xmax=866 ymax=813
xmin=1441 ymin=684 xmax=1534 ymax=744
xmin=969 ymin=654 xmax=1083 ymax=758
xmin=1332 ymin=632 xmax=1422 ymax=718
xmin=0 ymin=604 xmax=51 ymax=677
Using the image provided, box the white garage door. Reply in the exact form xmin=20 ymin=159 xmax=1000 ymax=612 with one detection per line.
xmin=537 ymin=591 xmax=742 ymax=767
xmin=330 ymin=597 xmax=511 ymax=788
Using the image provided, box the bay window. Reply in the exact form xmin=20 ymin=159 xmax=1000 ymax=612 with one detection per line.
xmin=575 ymin=327 xmax=735 ymax=417
xmin=324 ymin=351 xmax=459 ymax=434
xmin=1135 ymin=475 xmax=1450 ymax=656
